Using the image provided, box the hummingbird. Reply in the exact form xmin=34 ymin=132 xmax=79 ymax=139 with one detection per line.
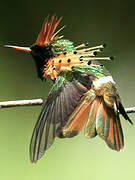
xmin=5 ymin=15 xmax=132 ymax=163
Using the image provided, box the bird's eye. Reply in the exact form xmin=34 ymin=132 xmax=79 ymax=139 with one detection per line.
xmin=44 ymin=46 xmax=51 ymax=51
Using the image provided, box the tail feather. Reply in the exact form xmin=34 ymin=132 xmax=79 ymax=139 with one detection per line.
xmin=85 ymin=97 xmax=101 ymax=138
xmin=85 ymin=97 xmax=124 ymax=151
xmin=105 ymin=113 xmax=124 ymax=151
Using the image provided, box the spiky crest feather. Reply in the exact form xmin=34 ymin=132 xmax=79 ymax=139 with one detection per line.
xmin=36 ymin=16 xmax=64 ymax=46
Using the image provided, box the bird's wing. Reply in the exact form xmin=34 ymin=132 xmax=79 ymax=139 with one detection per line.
xmin=29 ymin=71 xmax=95 ymax=163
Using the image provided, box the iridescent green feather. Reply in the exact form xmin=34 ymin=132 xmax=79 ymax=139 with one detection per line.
xmin=52 ymin=39 xmax=75 ymax=55
xmin=73 ymin=66 xmax=106 ymax=77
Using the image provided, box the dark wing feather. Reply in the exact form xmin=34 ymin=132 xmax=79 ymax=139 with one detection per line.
xmin=30 ymin=71 xmax=94 ymax=163
xmin=116 ymin=102 xmax=133 ymax=124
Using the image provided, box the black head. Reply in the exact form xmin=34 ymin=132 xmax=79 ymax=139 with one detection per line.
xmin=30 ymin=44 xmax=54 ymax=80
xmin=5 ymin=44 xmax=54 ymax=81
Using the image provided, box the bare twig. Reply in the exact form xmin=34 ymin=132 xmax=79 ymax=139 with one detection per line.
xmin=0 ymin=99 xmax=43 ymax=108
xmin=0 ymin=99 xmax=134 ymax=114
xmin=123 ymin=107 xmax=135 ymax=114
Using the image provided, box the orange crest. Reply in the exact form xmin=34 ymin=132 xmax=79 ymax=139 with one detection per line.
xmin=36 ymin=15 xmax=64 ymax=46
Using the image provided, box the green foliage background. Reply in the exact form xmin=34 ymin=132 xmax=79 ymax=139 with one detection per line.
xmin=0 ymin=0 xmax=135 ymax=179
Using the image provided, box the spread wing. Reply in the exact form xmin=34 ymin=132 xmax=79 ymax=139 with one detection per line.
xmin=29 ymin=71 xmax=95 ymax=163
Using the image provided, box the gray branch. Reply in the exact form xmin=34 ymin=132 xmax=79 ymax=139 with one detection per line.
xmin=123 ymin=107 xmax=135 ymax=114
xmin=0 ymin=98 xmax=134 ymax=114
xmin=0 ymin=99 xmax=43 ymax=108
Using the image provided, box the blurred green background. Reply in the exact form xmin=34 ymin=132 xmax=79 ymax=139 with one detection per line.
xmin=0 ymin=0 xmax=135 ymax=179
